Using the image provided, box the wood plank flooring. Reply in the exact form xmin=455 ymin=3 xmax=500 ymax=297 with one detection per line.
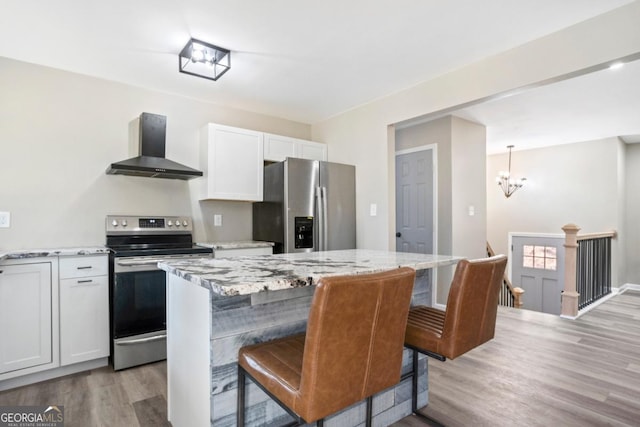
xmin=396 ymin=290 xmax=640 ymax=427
xmin=0 ymin=360 xmax=168 ymax=426
xmin=1 ymin=290 xmax=639 ymax=426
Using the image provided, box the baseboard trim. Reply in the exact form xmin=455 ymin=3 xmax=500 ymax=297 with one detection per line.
xmin=0 ymin=358 xmax=108 ymax=392
xmin=572 ymin=284 xmax=640 ymax=318
xmin=620 ymin=283 xmax=640 ymax=292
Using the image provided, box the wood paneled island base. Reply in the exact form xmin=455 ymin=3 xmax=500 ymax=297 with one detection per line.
xmin=159 ymin=250 xmax=460 ymax=426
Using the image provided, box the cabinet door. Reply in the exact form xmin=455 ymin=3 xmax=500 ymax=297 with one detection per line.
xmin=202 ymin=124 xmax=264 ymax=201
xmin=298 ymin=140 xmax=327 ymax=161
xmin=0 ymin=263 xmax=52 ymax=374
xmin=264 ymin=134 xmax=298 ymax=162
xmin=59 ymin=275 xmax=109 ymax=365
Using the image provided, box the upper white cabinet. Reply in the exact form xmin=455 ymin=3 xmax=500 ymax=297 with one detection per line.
xmin=59 ymin=255 xmax=109 ymax=366
xmin=297 ymin=140 xmax=328 ymax=161
xmin=200 ymin=124 xmax=264 ymax=201
xmin=263 ymin=134 xmax=297 ymax=162
xmin=0 ymin=261 xmax=53 ymax=374
xmin=264 ymin=134 xmax=328 ymax=162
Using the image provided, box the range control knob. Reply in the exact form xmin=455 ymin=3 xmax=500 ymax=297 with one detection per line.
xmin=167 ymin=220 xmax=173 ymax=227
xmin=175 ymin=221 xmax=181 ymax=227
xmin=121 ymin=220 xmax=127 ymax=227
xmin=182 ymin=220 xmax=189 ymax=227
xmin=111 ymin=220 xmax=118 ymax=227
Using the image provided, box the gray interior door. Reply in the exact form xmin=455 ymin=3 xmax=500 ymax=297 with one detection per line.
xmin=395 ymin=149 xmax=433 ymax=254
xmin=512 ymin=235 xmax=565 ymax=315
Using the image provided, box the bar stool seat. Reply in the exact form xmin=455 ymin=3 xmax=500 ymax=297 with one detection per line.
xmin=238 ymin=267 xmax=416 ymax=426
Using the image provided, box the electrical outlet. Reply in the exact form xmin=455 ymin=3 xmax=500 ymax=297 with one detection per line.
xmin=214 ymin=214 xmax=222 ymax=227
xmin=0 ymin=211 xmax=10 ymax=228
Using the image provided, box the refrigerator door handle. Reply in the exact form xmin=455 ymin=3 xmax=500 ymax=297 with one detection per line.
xmin=321 ymin=186 xmax=329 ymax=251
xmin=316 ymin=187 xmax=324 ymax=251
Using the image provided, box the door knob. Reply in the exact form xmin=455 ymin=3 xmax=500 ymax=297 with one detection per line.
xmin=395 ymin=232 xmax=401 ymax=238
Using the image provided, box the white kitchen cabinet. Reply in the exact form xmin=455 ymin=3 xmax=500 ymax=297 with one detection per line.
xmin=297 ymin=139 xmax=327 ymax=161
xmin=200 ymin=123 xmax=264 ymax=201
xmin=264 ymin=133 xmax=327 ymax=162
xmin=0 ymin=262 xmax=53 ymax=374
xmin=59 ymin=255 xmax=109 ymax=366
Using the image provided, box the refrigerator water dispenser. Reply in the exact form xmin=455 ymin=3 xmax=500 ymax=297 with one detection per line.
xmin=294 ymin=217 xmax=314 ymax=249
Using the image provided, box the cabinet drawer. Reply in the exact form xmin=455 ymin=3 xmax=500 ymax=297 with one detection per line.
xmin=59 ymin=255 xmax=108 ymax=279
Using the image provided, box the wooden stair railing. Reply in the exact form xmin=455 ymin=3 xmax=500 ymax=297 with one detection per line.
xmin=487 ymin=242 xmax=524 ymax=308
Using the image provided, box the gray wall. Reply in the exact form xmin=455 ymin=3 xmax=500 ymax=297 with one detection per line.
xmin=0 ymin=57 xmax=311 ymax=249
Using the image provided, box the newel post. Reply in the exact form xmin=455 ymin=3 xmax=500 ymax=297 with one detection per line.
xmin=512 ymin=287 xmax=525 ymax=309
xmin=561 ymin=224 xmax=580 ymax=317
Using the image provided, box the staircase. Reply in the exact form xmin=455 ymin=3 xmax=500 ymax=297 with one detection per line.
xmin=487 ymin=242 xmax=524 ymax=308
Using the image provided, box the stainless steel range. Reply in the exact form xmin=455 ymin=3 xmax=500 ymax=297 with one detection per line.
xmin=106 ymin=215 xmax=212 ymax=370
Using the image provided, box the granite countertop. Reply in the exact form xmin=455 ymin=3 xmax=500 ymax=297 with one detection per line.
xmin=0 ymin=247 xmax=110 ymax=262
xmin=159 ymin=249 xmax=461 ymax=297
xmin=196 ymin=241 xmax=274 ymax=250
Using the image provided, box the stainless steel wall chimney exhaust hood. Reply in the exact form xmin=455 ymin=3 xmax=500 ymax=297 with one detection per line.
xmin=106 ymin=113 xmax=203 ymax=180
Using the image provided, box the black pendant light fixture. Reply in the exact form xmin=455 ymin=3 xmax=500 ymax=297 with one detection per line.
xmin=179 ymin=38 xmax=230 ymax=81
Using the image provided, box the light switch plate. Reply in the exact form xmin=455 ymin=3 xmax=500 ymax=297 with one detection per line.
xmin=214 ymin=214 xmax=222 ymax=227
xmin=0 ymin=211 xmax=10 ymax=228
xmin=369 ymin=204 xmax=377 ymax=217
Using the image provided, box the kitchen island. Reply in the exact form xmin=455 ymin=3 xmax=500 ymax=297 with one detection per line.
xmin=159 ymin=249 xmax=461 ymax=427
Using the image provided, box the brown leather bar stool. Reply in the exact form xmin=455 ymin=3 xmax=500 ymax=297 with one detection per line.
xmin=237 ymin=267 xmax=416 ymax=427
xmin=404 ymin=255 xmax=507 ymax=425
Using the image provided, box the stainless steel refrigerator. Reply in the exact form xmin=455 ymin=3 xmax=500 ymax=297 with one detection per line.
xmin=253 ymin=158 xmax=356 ymax=253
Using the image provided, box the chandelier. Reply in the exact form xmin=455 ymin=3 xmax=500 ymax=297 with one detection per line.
xmin=496 ymin=145 xmax=526 ymax=198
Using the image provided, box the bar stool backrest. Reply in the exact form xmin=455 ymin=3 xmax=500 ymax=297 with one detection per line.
xmin=440 ymin=255 xmax=507 ymax=359
xmin=297 ymin=267 xmax=415 ymax=422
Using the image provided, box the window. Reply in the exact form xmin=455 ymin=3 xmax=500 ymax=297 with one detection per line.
xmin=523 ymin=245 xmax=557 ymax=271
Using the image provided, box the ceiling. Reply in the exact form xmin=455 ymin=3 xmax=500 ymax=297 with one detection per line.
xmin=0 ymin=0 xmax=637 ymax=152
xmin=452 ymin=58 xmax=640 ymax=154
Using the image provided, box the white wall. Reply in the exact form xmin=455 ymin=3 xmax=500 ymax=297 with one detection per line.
xmin=450 ymin=116 xmax=487 ymax=261
xmin=0 ymin=57 xmax=310 ymax=249
xmin=625 ymin=144 xmax=640 ymax=284
xmin=486 ymin=138 xmax=624 ymax=286
xmin=312 ymin=2 xmax=640 ymax=260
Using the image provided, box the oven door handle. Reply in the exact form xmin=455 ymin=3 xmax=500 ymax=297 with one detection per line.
xmin=116 ymin=259 xmax=163 ymax=266
xmin=117 ymin=334 xmax=167 ymax=345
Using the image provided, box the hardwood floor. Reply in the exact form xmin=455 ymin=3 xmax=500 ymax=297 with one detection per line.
xmin=395 ymin=289 xmax=640 ymax=427
xmin=1 ymin=290 xmax=639 ymax=426
xmin=0 ymin=361 xmax=169 ymax=427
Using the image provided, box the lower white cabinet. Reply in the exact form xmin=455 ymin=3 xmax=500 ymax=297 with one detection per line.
xmin=59 ymin=255 xmax=109 ymax=366
xmin=0 ymin=262 xmax=53 ymax=374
